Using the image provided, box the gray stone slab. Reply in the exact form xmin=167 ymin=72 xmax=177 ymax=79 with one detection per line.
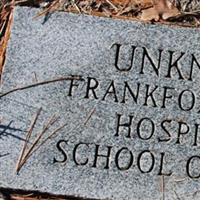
xmin=1 ymin=6 xmax=200 ymax=200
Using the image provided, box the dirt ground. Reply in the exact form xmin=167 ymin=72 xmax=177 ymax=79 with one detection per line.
xmin=1 ymin=190 xmax=93 ymax=200
xmin=0 ymin=0 xmax=200 ymax=200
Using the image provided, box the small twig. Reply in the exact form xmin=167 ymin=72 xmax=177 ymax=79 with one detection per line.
xmin=33 ymin=72 xmax=38 ymax=83
xmin=102 ymin=7 xmax=112 ymax=17
xmin=167 ymin=9 xmax=200 ymax=21
xmin=16 ymin=107 xmax=42 ymax=173
xmin=0 ymin=153 xmax=9 ymax=159
xmin=161 ymin=176 xmax=165 ymax=200
xmin=18 ymin=114 xmax=59 ymax=168
xmin=33 ymin=0 xmax=60 ymax=19
xmin=73 ymin=2 xmax=81 ymax=13
xmin=0 ymin=21 xmax=6 ymax=36
xmin=84 ymin=108 xmax=96 ymax=126
xmin=173 ymin=178 xmax=186 ymax=183
xmin=16 ymin=106 xmax=94 ymax=172
xmin=0 ymin=2 xmax=14 ymax=83
xmin=0 ymin=76 xmax=82 ymax=98
xmin=105 ymin=0 xmax=118 ymax=12
xmin=34 ymin=121 xmax=68 ymax=151
xmin=19 ymin=121 xmax=68 ymax=167
xmin=182 ymin=9 xmax=200 ymax=16
xmin=173 ymin=190 xmax=181 ymax=200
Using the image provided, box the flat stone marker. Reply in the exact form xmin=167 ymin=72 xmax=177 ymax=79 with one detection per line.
xmin=1 ymin=6 xmax=200 ymax=200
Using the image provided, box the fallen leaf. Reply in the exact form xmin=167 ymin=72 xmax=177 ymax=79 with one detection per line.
xmin=141 ymin=6 xmax=159 ymax=21
xmin=141 ymin=0 xmax=180 ymax=21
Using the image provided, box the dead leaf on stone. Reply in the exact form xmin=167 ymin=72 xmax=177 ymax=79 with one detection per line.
xmin=141 ymin=6 xmax=159 ymax=21
xmin=141 ymin=0 xmax=180 ymax=21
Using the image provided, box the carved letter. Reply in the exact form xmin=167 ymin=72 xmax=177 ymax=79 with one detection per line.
xmin=115 ymin=114 xmax=133 ymax=138
xmin=111 ymin=43 xmax=136 ymax=71
xmin=140 ymin=47 xmax=163 ymax=76
xmin=186 ymin=156 xmax=200 ymax=179
xmin=115 ymin=147 xmax=134 ymax=170
xmin=73 ymin=142 xmax=89 ymax=166
xmin=165 ymin=51 xmax=185 ymax=80
xmin=84 ymin=77 xmax=99 ymax=99
xmin=53 ymin=140 xmax=68 ymax=163
xmin=92 ymin=145 xmax=112 ymax=169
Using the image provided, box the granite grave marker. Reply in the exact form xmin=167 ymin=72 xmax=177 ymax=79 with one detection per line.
xmin=1 ymin=6 xmax=200 ymax=200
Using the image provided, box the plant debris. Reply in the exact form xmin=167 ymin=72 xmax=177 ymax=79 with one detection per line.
xmin=0 ymin=75 xmax=82 ymax=98
xmin=16 ymin=109 xmax=68 ymax=173
xmin=141 ymin=0 xmax=180 ymax=21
